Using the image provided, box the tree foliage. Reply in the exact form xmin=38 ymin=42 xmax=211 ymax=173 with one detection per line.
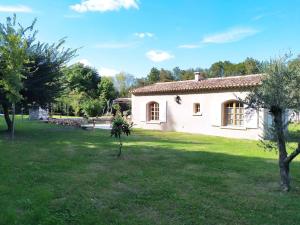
xmin=110 ymin=115 xmax=132 ymax=157
xmin=0 ymin=15 xmax=36 ymax=134
xmin=0 ymin=15 xmax=76 ymax=133
xmin=147 ymin=67 xmax=160 ymax=84
xmin=64 ymin=63 xmax=100 ymax=98
xmin=22 ymin=40 xmax=77 ymax=107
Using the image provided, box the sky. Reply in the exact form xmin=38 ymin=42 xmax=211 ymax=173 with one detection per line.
xmin=0 ymin=0 xmax=299 ymax=77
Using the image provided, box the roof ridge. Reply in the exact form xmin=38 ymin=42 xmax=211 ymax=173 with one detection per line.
xmin=131 ymin=73 xmax=263 ymax=94
xmin=207 ymin=73 xmax=263 ymax=80
xmin=155 ymin=73 xmax=263 ymax=84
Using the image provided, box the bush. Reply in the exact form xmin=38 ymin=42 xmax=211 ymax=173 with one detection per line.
xmin=110 ymin=115 xmax=132 ymax=157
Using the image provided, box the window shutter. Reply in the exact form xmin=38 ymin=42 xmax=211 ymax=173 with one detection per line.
xmin=139 ymin=102 xmax=147 ymax=122
xmin=245 ymin=107 xmax=258 ymax=128
xmin=159 ymin=100 xmax=167 ymax=123
xmin=211 ymin=104 xmax=222 ymax=126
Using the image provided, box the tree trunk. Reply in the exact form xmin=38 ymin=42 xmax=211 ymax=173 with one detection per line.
xmin=117 ymin=136 xmax=122 ymax=157
xmin=273 ymin=108 xmax=290 ymax=191
xmin=11 ymin=103 xmax=15 ymax=140
xmin=1 ymin=103 xmax=13 ymax=132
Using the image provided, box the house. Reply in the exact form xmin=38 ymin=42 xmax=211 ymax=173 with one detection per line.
xmin=131 ymin=72 xmax=272 ymax=140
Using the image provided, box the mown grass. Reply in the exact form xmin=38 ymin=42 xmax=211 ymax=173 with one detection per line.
xmin=0 ymin=118 xmax=300 ymax=225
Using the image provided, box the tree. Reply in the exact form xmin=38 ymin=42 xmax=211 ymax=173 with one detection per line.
xmin=180 ymin=69 xmax=195 ymax=80
xmin=110 ymin=114 xmax=132 ymax=157
xmin=114 ymin=72 xmax=135 ymax=97
xmin=159 ymin=69 xmax=174 ymax=82
xmin=22 ymin=39 xmax=77 ymax=108
xmin=0 ymin=15 xmax=35 ymax=136
xmin=98 ymin=76 xmax=117 ymax=113
xmin=0 ymin=16 xmax=76 ymax=132
xmin=244 ymin=55 xmax=300 ymax=191
xmin=244 ymin=57 xmax=261 ymax=74
xmin=62 ymin=63 xmax=101 ymax=116
xmin=172 ymin=67 xmax=182 ymax=81
xmin=147 ymin=67 xmax=160 ymax=84
xmin=64 ymin=63 xmax=100 ymax=99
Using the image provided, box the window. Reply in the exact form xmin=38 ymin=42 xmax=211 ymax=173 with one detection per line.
xmin=148 ymin=102 xmax=159 ymax=121
xmin=193 ymin=103 xmax=201 ymax=114
xmin=224 ymin=101 xmax=244 ymax=126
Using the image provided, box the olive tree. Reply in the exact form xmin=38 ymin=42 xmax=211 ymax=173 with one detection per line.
xmin=245 ymin=55 xmax=300 ymax=191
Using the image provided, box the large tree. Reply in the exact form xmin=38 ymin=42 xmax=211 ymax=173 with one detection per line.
xmin=22 ymin=40 xmax=76 ymax=107
xmin=0 ymin=15 xmax=35 ymax=134
xmin=64 ymin=63 xmax=100 ymax=99
xmin=98 ymin=76 xmax=117 ymax=113
xmin=0 ymin=15 xmax=76 ymax=132
xmin=245 ymin=55 xmax=300 ymax=191
xmin=159 ymin=69 xmax=174 ymax=82
xmin=147 ymin=67 xmax=160 ymax=84
xmin=62 ymin=63 xmax=101 ymax=116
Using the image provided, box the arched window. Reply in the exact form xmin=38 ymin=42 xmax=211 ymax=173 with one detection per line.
xmin=148 ymin=102 xmax=159 ymax=121
xmin=224 ymin=101 xmax=244 ymax=126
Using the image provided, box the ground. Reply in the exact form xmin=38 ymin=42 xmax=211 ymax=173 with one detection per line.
xmin=0 ymin=118 xmax=300 ymax=225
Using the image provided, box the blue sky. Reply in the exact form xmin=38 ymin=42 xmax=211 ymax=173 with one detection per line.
xmin=0 ymin=0 xmax=299 ymax=77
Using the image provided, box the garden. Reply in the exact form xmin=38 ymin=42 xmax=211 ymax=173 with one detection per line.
xmin=0 ymin=118 xmax=300 ymax=225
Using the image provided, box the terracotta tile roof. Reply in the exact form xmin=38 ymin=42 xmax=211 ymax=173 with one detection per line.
xmin=131 ymin=74 xmax=263 ymax=95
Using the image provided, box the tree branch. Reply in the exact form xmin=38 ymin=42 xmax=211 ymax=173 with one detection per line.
xmin=284 ymin=143 xmax=300 ymax=165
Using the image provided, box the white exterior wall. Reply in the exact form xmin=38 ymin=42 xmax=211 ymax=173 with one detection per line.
xmin=132 ymin=90 xmax=269 ymax=140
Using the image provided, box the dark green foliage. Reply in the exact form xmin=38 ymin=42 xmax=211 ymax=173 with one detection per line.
xmin=58 ymin=64 xmax=119 ymax=117
xmin=22 ymin=40 xmax=77 ymax=107
xmin=110 ymin=115 xmax=132 ymax=157
xmin=64 ymin=63 xmax=100 ymax=99
xmin=132 ymin=57 xmax=262 ymax=89
xmin=60 ymin=63 xmax=103 ymax=117
xmin=159 ymin=68 xmax=174 ymax=82
xmin=147 ymin=67 xmax=160 ymax=84
xmin=0 ymin=15 xmax=76 ymax=132
xmin=99 ymin=77 xmax=117 ymax=101
xmin=81 ymin=98 xmax=104 ymax=117
xmin=209 ymin=58 xmax=261 ymax=77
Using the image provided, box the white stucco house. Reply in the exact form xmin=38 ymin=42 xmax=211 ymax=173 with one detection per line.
xmin=131 ymin=72 xmax=272 ymax=140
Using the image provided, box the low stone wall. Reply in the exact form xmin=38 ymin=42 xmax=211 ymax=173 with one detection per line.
xmin=46 ymin=118 xmax=84 ymax=128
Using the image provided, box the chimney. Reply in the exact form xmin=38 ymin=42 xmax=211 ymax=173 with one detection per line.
xmin=194 ymin=72 xmax=205 ymax=81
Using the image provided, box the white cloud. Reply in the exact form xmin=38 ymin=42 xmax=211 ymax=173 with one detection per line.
xmin=95 ymin=42 xmax=133 ymax=49
xmin=70 ymin=0 xmax=139 ymax=13
xmin=99 ymin=67 xmax=120 ymax=76
xmin=178 ymin=44 xmax=202 ymax=49
xmin=78 ymin=59 xmax=92 ymax=66
xmin=146 ymin=50 xmax=174 ymax=62
xmin=0 ymin=5 xmax=32 ymax=13
xmin=202 ymin=27 xmax=259 ymax=44
xmin=134 ymin=32 xmax=154 ymax=38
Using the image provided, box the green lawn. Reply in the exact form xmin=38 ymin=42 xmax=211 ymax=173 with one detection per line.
xmin=0 ymin=118 xmax=300 ymax=225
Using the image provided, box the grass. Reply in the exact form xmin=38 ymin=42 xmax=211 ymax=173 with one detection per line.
xmin=0 ymin=118 xmax=300 ymax=225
